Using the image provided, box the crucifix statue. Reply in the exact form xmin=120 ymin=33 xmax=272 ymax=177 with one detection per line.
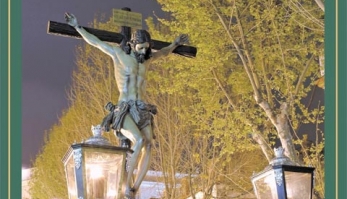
xmin=49 ymin=10 xmax=195 ymax=199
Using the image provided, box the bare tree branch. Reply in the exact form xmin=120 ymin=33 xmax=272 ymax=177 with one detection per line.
xmin=209 ymin=0 xmax=263 ymax=104
xmin=314 ymin=0 xmax=325 ymax=12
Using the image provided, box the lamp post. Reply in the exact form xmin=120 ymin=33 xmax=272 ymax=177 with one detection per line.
xmin=251 ymin=147 xmax=315 ymax=199
xmin=62 ymin=125 xmax=132 ymax=199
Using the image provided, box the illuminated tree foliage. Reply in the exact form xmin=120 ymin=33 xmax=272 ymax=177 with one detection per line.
xmin=146 ymin=59 xmax=268 ymax=198
xmin=147 ymin=0 xmax=324 ymax=197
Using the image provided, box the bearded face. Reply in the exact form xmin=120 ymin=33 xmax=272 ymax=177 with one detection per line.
xmin=133 ymin=42 xmax=150 ymax=63
xmin=134 ymin=51 xmax=146 ymax=63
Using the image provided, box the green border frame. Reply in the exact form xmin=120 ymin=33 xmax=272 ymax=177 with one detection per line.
xmin=0 ymin=0 xmax=21 ymax=198
xmin=325 ymin=0 xmax=347 ymax=198
xmin=0 ymin=0 xmax=345 ymax=198
xmin=0 ymin=1 xmax=9 ymax=198
xmin=0 ymin=0 xmax=9 ymax=197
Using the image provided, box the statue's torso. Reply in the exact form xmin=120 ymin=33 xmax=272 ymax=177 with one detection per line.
xmin=111 ymin=49 xmax=148 ymax=103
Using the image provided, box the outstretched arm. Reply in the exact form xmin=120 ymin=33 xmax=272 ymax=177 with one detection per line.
xmin=64 ymin=12 xmax=120 ymax=56
xmin=151 ymin=34 xmax=189 ymax=60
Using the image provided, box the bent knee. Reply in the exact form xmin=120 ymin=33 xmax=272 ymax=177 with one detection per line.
xmin=136 ymin=137 xmax=145 ymax=146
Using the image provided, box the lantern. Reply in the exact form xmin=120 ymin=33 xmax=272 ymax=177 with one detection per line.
xmin=251 ymin=147 xmax=315 ymax=199
xmin=62 ymin=125 xmax=132 ymax=199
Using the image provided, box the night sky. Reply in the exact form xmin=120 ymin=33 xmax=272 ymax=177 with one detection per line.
xmin=22 ymin=0 xmax=165 ymax=168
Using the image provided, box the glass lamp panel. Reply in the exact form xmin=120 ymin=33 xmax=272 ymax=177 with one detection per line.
xmin=253 ymin=170 xmax=279 ymax=199
xmin=84 ymin=148 xmax=125 ymax=199
xmin=284 ymin=171 xmax=312 ymax=199
xmin=65 ymin=153 xmax=78 ymax=199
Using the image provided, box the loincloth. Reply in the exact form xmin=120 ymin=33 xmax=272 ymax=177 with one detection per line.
xmin=101 ymin=100 xmax=157 ymax=139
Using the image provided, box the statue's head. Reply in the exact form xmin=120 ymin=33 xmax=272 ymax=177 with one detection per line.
xmin=128 ymin=29 xmax=153 ymax=63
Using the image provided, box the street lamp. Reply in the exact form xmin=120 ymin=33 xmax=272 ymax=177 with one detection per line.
xmin=251 ymin=147 xmax=315 ymax=199
xmin=62 ymin=125 xmax=132 ymax=199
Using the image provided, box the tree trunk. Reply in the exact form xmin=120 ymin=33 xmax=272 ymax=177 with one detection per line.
xmin=275 ymin=103 xmax=299 ymax=163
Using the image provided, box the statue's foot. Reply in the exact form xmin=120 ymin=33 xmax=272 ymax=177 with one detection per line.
xmin=124 ymin=188 xmax=136 ymax=199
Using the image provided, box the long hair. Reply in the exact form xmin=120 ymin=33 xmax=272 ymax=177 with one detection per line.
xmin=125 ymin=29 xmax=153 ymax=60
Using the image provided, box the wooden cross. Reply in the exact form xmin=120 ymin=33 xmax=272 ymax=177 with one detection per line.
xmin=47 ymin=9 xmax=197 ymax=58
xmin=47 ymin=8 xmax=197 ymax=148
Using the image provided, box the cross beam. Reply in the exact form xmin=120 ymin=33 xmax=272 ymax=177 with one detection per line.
xmin=47 ymin=21 xmax=197 ymax=58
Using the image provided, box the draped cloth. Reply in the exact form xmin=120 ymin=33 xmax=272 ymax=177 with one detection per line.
xmin=101 ymin=100 xmax=157 ymax=139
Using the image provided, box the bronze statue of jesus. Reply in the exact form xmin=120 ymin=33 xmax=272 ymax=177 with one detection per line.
xmin=65 ymin=12 xmax=188 ymax=199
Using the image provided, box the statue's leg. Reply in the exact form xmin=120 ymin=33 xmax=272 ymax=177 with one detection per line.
xmin=132 ymin=124 xmax=153 ymax=191
xmin=120 ymin=114 xmax=144 ymax=197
